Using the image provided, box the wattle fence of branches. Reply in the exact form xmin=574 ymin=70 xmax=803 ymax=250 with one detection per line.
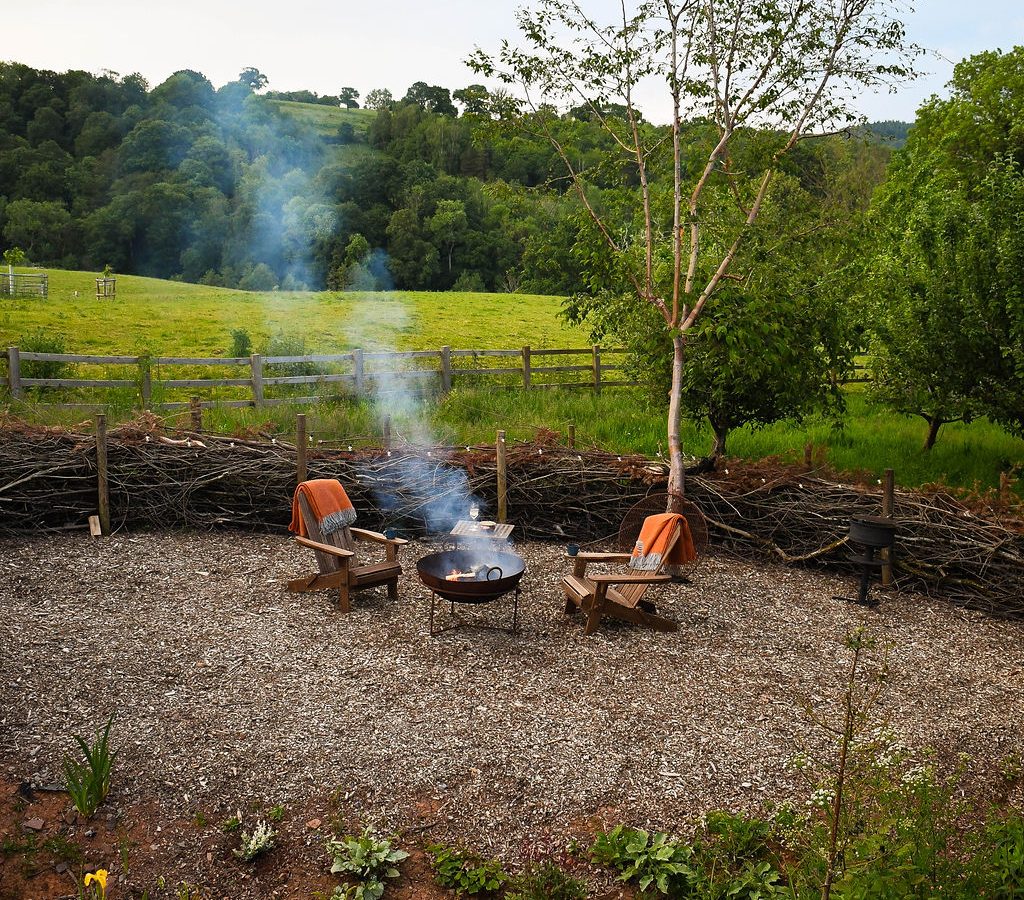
xmin=1 ymin=422 xmax=1021 ymax=618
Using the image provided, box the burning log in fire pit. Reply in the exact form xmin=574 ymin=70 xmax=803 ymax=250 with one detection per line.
xmin=417 ymin=549 xmax=526 ymax=634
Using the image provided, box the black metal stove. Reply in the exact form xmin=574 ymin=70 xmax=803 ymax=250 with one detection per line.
xmin=839 ymin=515 xmax=897 ymax=607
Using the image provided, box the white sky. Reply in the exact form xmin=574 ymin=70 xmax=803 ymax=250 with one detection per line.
xmin=8 ymin=0 xmax=1024 ymax=122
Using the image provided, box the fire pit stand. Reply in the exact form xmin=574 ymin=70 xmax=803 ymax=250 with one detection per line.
xmin=836 ymin=515 xmax=898 ymax=608
xmin=416 ymin=549 xmax=526 ymax=636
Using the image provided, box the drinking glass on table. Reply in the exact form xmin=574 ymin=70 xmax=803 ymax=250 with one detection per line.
xmin=469 ymin=503 xmax=480 ymax=524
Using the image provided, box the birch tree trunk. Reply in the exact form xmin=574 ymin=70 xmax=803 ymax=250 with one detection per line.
xmin=667 ymin=332 xmax=686 ymax=509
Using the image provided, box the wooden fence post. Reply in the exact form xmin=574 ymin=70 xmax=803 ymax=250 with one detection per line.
xmin=353 ymin=348 xmax=365 ymax=396
xmin=296 ymin=413 xmax=307 ymax=485
xmin=383 ymin=415 xmax=392 ymax=450
xmin=140 ymin=360 xmax=152 ymax=411
xmin=881 ymin=468 xmax=895 ymax=587
xmin=496 ymin=429 xmax=508 ymax=524
xmin=568 ymin=423 xmax=576 ymax=449
xmin=188 ymin=396 xmax=202 ymax=431
xmin=522 ymin=345 xmax=531 ymax=389
xmin=7 ymin=347 xmax=21 ymax=399
xmin=251 ymin=353 xmax=264 ymax=407
xmin=96 ymin=413 xmax=110 ymax=536
xmin=804 ymin=442 xmax=814 ymax=470
xmin=592 ymin=345 xmax=602 ymax=395
xmin=440 ymin=345 xmax=452 ymax=395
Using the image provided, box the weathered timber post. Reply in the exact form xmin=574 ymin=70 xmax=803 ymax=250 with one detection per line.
xmin=522 ymin=346 xmax=531 ymax=389
xmin=496 ymin=429 xmax=508 ymax=524
xmin=592 ymin=345 xmax=602 ymax=395
xmin=7 ymin=347 xmax=22 ymax=399
xmin=881 ymin=468 xmax=895 ymax=587
xmin=140 ymin=359 xmax=152 ymax=411
xmin=251 ymin=353 xmax=265 ymax=407
xmin=353 ymin=348 xmax=365 ymax=396
xmin=96 ymin=413 xmax=110 ymax=536
xmin=296 ymin=413 xmax=307 ymax=485
xmin=804 ymin=442 xmax=814 ymax=470
xmin=1000 ymin=471 xmax=1012 ymax=505
xmin=383 ymin=415 xmax=392 ymax=450
xmin=440 ymin=345 xmax=452 ymax=395
xmin=189 ymin=396 xmax=203 ymax=432
xmin=568 ymin=423 xmax=576 ymax=449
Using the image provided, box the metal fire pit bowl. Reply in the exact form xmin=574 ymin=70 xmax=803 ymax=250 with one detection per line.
xmin=417 ymin=549 xmax=526 ymax=635
xmin=417 ymin=549 xmax=526 ymax=603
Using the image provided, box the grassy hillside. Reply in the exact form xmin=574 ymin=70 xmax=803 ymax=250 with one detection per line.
xmin=0 ymin=269 xmax=585 ymax=356
xmin=268 ymin=100 xmax=377 ymax=138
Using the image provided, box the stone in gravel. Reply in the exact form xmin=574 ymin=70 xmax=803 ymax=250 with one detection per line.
xmin=23 ymin=817 xmax=44 ymax=831
xmin=306 ymin=818 xmax=322 ymax=829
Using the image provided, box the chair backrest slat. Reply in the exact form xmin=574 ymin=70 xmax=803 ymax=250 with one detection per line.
xmin=618 ymin=520 xmax=682 ymax=607
xmin=299 ymin=493 xmax=355 ymax=574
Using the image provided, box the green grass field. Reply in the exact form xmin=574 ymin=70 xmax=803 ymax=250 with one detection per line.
xmin=2 ymin=269 xmax=1021 ymax=496
xmin=0 ymin=269 xmax=585 ymax=355
xmin=268 ymin=101 xmax=377 ymax=139
xmin=268 ymin=101 xmax=378 ymax=167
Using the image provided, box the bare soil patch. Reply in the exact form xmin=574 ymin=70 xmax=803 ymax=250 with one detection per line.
xmin=1 ymin=532 xmax=1023 ymax=898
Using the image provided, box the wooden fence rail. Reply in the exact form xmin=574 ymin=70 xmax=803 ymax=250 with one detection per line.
xmin=1 ymin=344 xmax=636 ymax=411
xmin=1 ymin=344 xmax=873 ymax=412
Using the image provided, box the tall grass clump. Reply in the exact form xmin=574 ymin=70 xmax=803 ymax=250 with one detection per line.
xmin=63 ymin=714 xmax=117 ymax=816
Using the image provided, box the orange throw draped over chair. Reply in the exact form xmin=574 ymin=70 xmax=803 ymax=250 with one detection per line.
xmin=286 ymin=479 xmax=406 ymax=612
xmin=563 ymin=511 xmax=701 ymax=634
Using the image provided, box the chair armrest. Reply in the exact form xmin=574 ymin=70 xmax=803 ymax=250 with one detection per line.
xmin=350 ymin=527 xmax=409 ymax=547
xmin=588 ymin=573 xmax=673 ymax=585
xmin=296 ymin=536 xmax=354 ymax=558
xmin=571 ymin=551 xmax=632 ymax=577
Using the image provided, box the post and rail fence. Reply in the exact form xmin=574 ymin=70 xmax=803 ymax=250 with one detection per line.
xmin=1 ymin=343 xmax=873 ymax=413
xmin=0 ymin=344 xmax=634 ymax=412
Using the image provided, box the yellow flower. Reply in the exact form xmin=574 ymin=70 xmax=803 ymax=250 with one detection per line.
xmin=84 ymin=868 xmax=108 ymax=897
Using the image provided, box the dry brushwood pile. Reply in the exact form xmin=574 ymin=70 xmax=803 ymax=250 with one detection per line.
xmin=0 ymin=419 xmax=1022 ymax=616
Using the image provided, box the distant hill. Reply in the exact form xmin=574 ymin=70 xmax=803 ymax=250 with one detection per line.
xmin=268 ymin=100 xmax=378 ymax=166
xmin=863 ymin=120 xmax=913 ymax=149
xmin=268 ymin=101 xmax=377 ymax=140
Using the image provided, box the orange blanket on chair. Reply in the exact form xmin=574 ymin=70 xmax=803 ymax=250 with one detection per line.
xmin=288 ymin=479 xmax=356 ymax=537
xmin=629 ymin=512 xmax=697 ymax=571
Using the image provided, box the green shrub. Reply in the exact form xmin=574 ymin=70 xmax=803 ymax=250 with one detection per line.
xmin=63 ymin=715 xmax=117 ymax=817
xmin=327 ymin=826 xmax=408 ymax=900
xmin=970 ymin=813 xmax=1024 ymax=898
xmin=18 ymin=328 xmax=72 ymax=382
xmin=229 ymin=327 xmax=252 ymax=358
xmin=452 ymin=271 xmax=487 ymax=292
xmin=263 ymin=332 xmax=319 ymax=376
xmin=507 ymin=861 xmax=586 ymax=900
xmin=427 ymin=843 xmax=507 ymax=895
xmin=590 ymin=826 xmax=695 ymax=896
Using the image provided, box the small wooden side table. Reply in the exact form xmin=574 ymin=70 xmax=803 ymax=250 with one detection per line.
xmin=450 ymin=520 xmax=516 ymax=543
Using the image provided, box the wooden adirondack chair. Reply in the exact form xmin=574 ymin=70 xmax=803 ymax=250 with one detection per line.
xmin=562 ymin=514 xmax=688 ymax=634
xmin=287 ymin=492 xmax=407 ymax=612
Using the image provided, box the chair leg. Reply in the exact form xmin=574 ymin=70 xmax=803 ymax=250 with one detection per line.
xmin=337 ymin=582 xmax=352 ymax=613
xmin=564 ymin=591 xmax=579 ymax=615
xmin=583 ymin=586 xmax=608 ymax=635
xmin=387 ymin=579 xmax=398 ymax=602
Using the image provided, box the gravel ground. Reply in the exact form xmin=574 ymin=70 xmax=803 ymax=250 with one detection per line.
xmin=2 ymin=532 xmax=1023 ymax=857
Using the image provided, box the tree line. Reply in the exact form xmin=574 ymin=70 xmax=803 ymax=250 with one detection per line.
xmin=1 ymin=47 xmax=1020 ymax=455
